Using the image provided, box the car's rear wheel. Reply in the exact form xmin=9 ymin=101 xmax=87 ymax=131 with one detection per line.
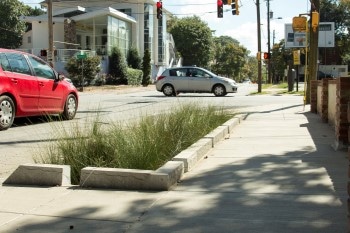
xmin=213 ymin=85 xmax=227 ymax=96
xmin=61 ymin=94 xmax=77 ymax=120
xmin=0 ymin=96 xmax=15 ymax=131
xmin=162 ymin=84 xmax=175 ymax=96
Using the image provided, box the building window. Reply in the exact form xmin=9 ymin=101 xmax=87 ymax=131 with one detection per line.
xmin=27 ymin=36 xmax=31 ymax=44
xmin=76 ymin=35 xmax=82 ymax=48
xmin=158 ymin=17 xmax=165 ymax=63
xmin=86 ymin=36 xmax=91 ymax=49
xmin=144 ymin=3 xmax=153 ymax=58
xmin=107 ymin=16 xmax=131 ymax=56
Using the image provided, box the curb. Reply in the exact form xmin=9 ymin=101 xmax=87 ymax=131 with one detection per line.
xmin=3 ymin=115 xmax=244 ymax=190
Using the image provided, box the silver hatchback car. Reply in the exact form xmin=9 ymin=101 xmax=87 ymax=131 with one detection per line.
xmin=155 ymin=66 xmax=238 ymax=96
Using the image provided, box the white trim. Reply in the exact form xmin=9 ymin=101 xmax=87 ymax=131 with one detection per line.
xmin=71 ymin=7 xmax=137 ymax=24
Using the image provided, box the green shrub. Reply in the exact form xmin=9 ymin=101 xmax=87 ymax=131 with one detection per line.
xmin=142 ymin=49 xmax=151 ymax=86
xmin=127 ymin=46 xmax=141 ymax=69
xmin=127 ymin=68 xmax=143 ymax=86
xmin=65 ymin=56 xmax=101 ymax=86
xmin=108 ymin=46 xmax=128 ymax=85
xmin=34 ymin=103 xmax=233 ymax=184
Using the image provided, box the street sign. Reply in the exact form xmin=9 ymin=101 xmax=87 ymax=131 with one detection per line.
xmin=77 ymin=54 xmax=87 ymax=59
xmin=284 ymin=22 xmax=335 ymax=48
xmin=293 ymin=50 xmax=301 ymax=65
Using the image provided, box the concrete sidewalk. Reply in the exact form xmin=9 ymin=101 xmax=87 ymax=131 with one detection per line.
xmin=0 ymin=100 xmax=348 ymax=232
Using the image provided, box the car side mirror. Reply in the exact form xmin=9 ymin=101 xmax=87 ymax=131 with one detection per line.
xmin=57 ymin=73 xmax=65 ymax=81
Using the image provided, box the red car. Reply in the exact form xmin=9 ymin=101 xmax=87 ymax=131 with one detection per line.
xmin=0 ymin=48 xmax=78 ymax=130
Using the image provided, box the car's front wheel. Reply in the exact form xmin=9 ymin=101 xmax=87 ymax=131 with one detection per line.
xmin=162 ymin=84 xmax=175 ymax=96
xmin=61 ymin=94 xmax=77 ymax=120
xmin=0 ymin=95 xmax=15 ymax=131
xmin=213 ymin=85 xmax=227 ymax=96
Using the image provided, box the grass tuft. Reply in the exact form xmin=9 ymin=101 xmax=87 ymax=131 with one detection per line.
xmin=34 ymin=103 xmax=233 ymax=184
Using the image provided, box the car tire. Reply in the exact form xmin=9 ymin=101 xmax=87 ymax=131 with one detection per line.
xmin=213 ymin=85 xmax=226 ymax=96
xmin=61 ymin=94 xmax=77 ymax=120
xmin=162 ymin=84 xmax=175 ymax=96
xmin=0 ymin=95 xmax=15 ymax=131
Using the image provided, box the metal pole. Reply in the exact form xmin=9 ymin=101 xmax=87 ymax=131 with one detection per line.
xmin=257 ymin=0 xmax=262 ymax=92
xmin=48 ymin=0 xmax=54 ymax=67
xmin=267 ymin=0 xmax=271 ymax=84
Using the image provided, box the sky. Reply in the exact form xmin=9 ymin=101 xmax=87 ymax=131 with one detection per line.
xmin=20 ymin=0 xmax=311 ymax=56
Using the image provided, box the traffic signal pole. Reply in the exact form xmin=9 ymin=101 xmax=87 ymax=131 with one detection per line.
xmin=257 ymin=0 xmax=262 ymax=93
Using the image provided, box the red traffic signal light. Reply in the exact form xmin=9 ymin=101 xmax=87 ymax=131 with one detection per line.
xmin=263 ymin=52 xmax=270 ymax=59
xmin=156 ymin=1 xmax=162 ymax=19
xmin=217 ymin=0 xmax=223 ymax=18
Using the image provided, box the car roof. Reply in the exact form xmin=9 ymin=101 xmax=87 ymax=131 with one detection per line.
xmin=0 ymin=48 xmax=29 ymax=55
xmin=167 ymin=66 xmax=200 ymax=69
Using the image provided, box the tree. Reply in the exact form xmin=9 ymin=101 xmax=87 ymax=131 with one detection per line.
xmin=320 ymin=0 xmax=350 ymax=64
xmin=127 ymin=46 xmax=141 ymax=69
xmin=65 ymin=56 xmax=101 ymax=87
xmin=109 ymin=47 xmax=128 ymax=85
xmin=0 ymin=0 xmax=27 ymax=48
xmin=270 ymin=40 xmax=290 ymax=83
xmin=24 ymin=5 xmax=45 ymax=16
xmin=211 ymin=36 xmax=248 ymax=80
xmin=142 ymin=49 xmax=151 ymax=86
xmin=170 ymin=16 xmax=213 ymax=67
xmin=242 ymin=56 xmax=259 ymax=83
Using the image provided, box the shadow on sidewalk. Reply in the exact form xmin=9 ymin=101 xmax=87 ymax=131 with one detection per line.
xmin=10 ymin=105 xmax=348 ymax=233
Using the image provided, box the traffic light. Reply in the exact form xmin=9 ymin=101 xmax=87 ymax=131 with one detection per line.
xmin=217 ymin=0 xmax=223 ymax=18
xmin=311 ymin=11 xmax=319 ymax=32
xmin=40 ymin=49 xmax=47 ymax=56
xmin=156 ymin=1 xmax=162 ymax=19
xmin=263 ymin=52 xmax=270 ymax=60
xmin=232 ymin=0 xmax=239 ymax=15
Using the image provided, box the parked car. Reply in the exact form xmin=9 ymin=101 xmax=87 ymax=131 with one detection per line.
xmin=317 ymin=71 xmax=334 ymax=80
xmin=0 ymin=48 xmax=79 ymax=130
xmin=155 ymin=66 xmax=238 ymax=97
xmin=298 ymin=71 xmax=334 ymax=82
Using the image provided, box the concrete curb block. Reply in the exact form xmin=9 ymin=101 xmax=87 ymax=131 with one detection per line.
xmin=223 ymin=116 xmax=242 ymax=133
xmin=4 ymin=115 xmax=244 ymax=190
xmin=173 ymin=138 xmax=212 ymax=172
xmin=204 ymin=125 xmax=229 ymax=147
xmin=3 ymin=164 xmax=71 ymax=186
xmin=80 ymin=161 xmax=183 ymax=191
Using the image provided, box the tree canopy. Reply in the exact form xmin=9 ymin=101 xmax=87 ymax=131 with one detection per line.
xmin=170 ymin=16 xmax=213 ymax=67
xmin=0 ymin=0 xmax=28 ymax=48
xmin=211 ymin=36 xmax=248 ymax=81
xmin=0 ymin=0 xmax=45 ymax=48
xmin=320 ymin=0 xmax=350 ymax=64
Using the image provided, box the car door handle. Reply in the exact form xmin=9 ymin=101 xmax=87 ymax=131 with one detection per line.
xmin=39 ymin=82 xmax=44 ymax=87
xmin=10 ymin=78 xmax=18 ymax=84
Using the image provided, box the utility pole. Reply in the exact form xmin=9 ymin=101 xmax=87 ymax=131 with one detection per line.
xmin=266 ymin=0 xmax=271 ymax=84
xmin=257 ymin=0 xmax=262 ymax=92
xmin=307 ymin=0 xmax=320 ymax=104
xmin=47 ymin=0 xmax=54 ymax=67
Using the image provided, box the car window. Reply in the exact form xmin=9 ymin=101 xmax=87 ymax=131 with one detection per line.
xmin=6 ymin=53 xmax=32 ymax=75
xmin=169 ymin=68 xmax=187 ymax=77
xmin=27 ymin=55 xmax=56 ymax=79
xmin=0 ymin=53 xmax=11 ymax=71
xmin=188 ymin=68 xmax=210 ymax=78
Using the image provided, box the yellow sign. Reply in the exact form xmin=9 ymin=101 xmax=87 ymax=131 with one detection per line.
xmin=292 ymin=16 xmax=307 ymax=32
xmin=293 ymin=50 xmax=300 ymax=65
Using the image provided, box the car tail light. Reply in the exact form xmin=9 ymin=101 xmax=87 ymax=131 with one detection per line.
xmin=157 ymin=75 xmax=165 ymax=81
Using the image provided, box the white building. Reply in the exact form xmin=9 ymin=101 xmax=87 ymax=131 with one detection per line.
xmin=20 ymin=0 xmax=177 ymax=80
